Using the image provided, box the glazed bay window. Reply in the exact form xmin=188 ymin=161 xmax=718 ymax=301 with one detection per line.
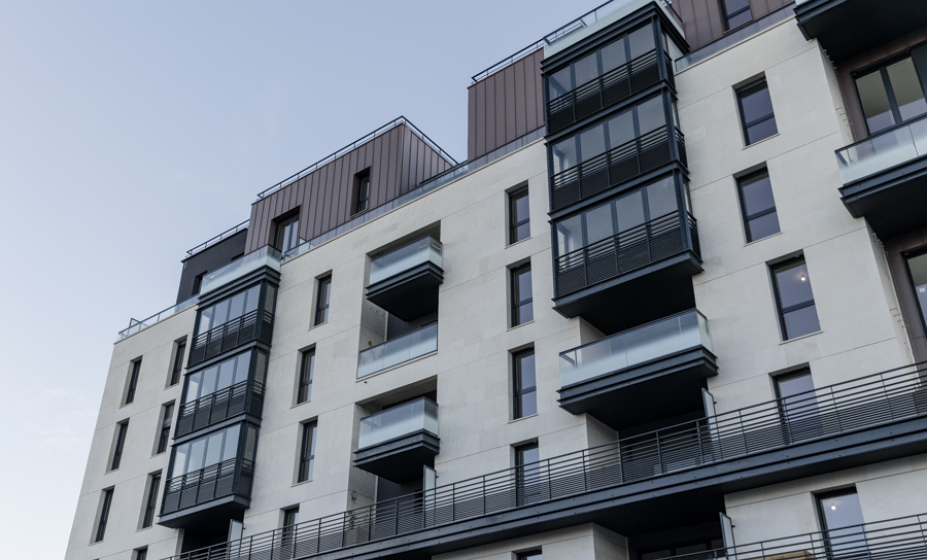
xmin=513 ymin=349 xmax=537 ymax=419
xmin=298 ymin=421 xmax=317 ymax=483
xmin=771 ymin=257 xmax=820 ymax=340
xmin=298 ymin=349 xmax=314 ymax=403
xmin=511 ymin=264 xmax=533 ymax=326
xmin=189 ymin=282 xmax=276 ymax=366
xmin=855 ymin=55 xmax=927 ymax=135
xmin=509 ymin=186 xmax=530 ymax=244
xmin=315 ymin=275 xmax=332 ymax=325
xmin=737 ymin=168 xmax=780 ymax=242
xmin=737 ymin=78 xmax=778 ymax=145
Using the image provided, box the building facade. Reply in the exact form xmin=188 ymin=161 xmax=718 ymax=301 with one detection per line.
xmin=66 ymin=1 xmax=927 ymax=560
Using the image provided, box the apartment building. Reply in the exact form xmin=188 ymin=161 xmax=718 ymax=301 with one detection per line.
xmin=65 ymin=1 xmax=927 ymax=559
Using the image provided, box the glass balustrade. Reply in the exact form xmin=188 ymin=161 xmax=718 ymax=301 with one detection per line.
xmin=200 ymin=245 xmax=282 ymax=295
xmin=836 ymin=116 xmax=927 ymax=184
xmin=357 ymin=323 xmax=438 ymax=378
xmin=369 ymin=237 xmax=443 ymax=286
xmin=358 ymin=397 xmax=439 ymax=449
xmin=560 ymin=310 xmax=711 ymax=388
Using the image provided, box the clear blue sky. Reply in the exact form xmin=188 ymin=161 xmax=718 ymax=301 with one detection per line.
xmin=0 ymin=1 xmax=603 ymax=557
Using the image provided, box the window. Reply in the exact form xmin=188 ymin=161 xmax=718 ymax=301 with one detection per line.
xmin=111 ymin=421 xmax=129 ymax=470
xmin=355 ymin=170 xmax=371 ymax=214
xmin=855 ymin=55 xmax=927 ymax=135
xmin=513 ymin=349 xmax=537 ymax=419
xmin=183 ymin=350 xmax=254 ymax=406
xmin=737 ymin=168 xmax=780 ymax=242
xmin=514 ymin=443 xmax=541 ymax=506
xmin=775 ymin=369 xmax=820 ymax=441
xmin=283 ymin=506 xmax=300 ymax=527
xmin=94 ymin=488 xmax=113 ymax=542
xmin=169 ymin=339 xmax=186 ymax=386
xmin=157 ymin=403 xmax=174 ymax=454
xmin=517 ymin=551 xmax=543 ymax=560
xmin=817 ymin=488 xmax=866 ymax=557
xmin=509 ymin=187 xmax=530 ymax=244
xmin=192 ymin=272 xmax=205 ymax=296
xmin=771 ymin=257 xmax=820 ymax=340
xmin=195 ymin=284 xmax=261 ymax=335
xmin=315 ymin=275 xmax=332 ymax=325
xmin=134 ymin=548 xmax=148 ymax=560
xmin=282 ymin=506 xmax=300 ymax=552
xmin=298 ymin=422 xmax=317 ymax=482
xmin=274 ymin=213 xmax=300 ymax=252
xmin=720 ymin=0 xmax=752 ymax=30
xmin=125 ymin=359 xmax=142 ymax=404
xmin=906 ymin=251 xmax=927 ymax=335
xmin=737 ymin=79 xmax=778 ymax=145
xmin=511 ymin=264 xmax=533 ymax=326
xmin=141 ymin=473 xmax=160 ymax=528
xmin=169 ymin=424 xmax=243 ymax=479
xmin=298 ymin=349 xmax=314 ymax=404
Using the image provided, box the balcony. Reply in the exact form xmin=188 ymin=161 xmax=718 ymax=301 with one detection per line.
xmin=550 ymin=127 xmax=687 ymax=212
xmin=357 ymin=323 xmax=438 ymax=379
xmin=558 ymin=310 xmax=716 ymax=430
xmin=200 ymin=245 xmax=281 ymax=296
xmin=836 ymin=115 xmax=927 ymax=238
xmin=163 ymin=364 xmax=927 ymax=560
xmin=354 ymin=397 xmax=440 ymax=483
xmin=175 ymin=380 xmax=265 ymax=438
xmin=366 ymin=237 xmax=443 ymax=321
xmin=795 ymin=0 xmax=927 ymax=62
xmin=547 ymin=49 xmax=672 ymax=135
xmin=159 ymin=457 xmax=254 ymax=528
xmin=188 ymin=310 xmax=274 ymax=367
xmin=554 ymin=210 xmax=702 ymax=333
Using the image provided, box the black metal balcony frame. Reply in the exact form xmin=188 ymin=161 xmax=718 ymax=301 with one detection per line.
xmin=554 ymin=209 xmax=700 ymax=298
xmin=188 ymin=309 xmax=274 ymax=367
xmin=161 ymin=363 xmax=927 ymax=560
xmin=175 ymin=379 xmax=266 ymax=439
xmin=547 ymin=49 xmax=674 ymax=135
xmin=160 ymin=457 xmax=255 ymax=517
xmin=550 ymin=125 xmax=687 ymax=212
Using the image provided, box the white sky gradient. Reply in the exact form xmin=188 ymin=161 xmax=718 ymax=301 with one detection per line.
xmin=0 ymin=1 xmax=602 ymax=558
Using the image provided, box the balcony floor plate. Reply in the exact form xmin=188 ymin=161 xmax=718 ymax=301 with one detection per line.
xmin=840 ymin=156 xmax=927 ymax=239
xmin=157 ymin=494 xmax=249 ymax=529
xmin=355 ymin=431 xmax=440 ymax=484
xmin=367 ymin=263 xmax=443 ymax=321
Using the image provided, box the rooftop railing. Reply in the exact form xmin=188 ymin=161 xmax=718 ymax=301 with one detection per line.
xmin=357 ymin=323 xmax=438 ymax=379
xmin=117 ymin=296 xmax=198 ymax=340
xmin=835 ymin=113 xmax=927 ymax=185
xmin=369 ymin=237 xmax=443 ymax=286
xmin=560 ymin=309 xmax=711 ymax=388
xmin=200 ymin=245 xmax=281 ymax=296
xmin=161 ymin=362 xmax=927 ymax=560
xmin=358 ymin=397 xmax=439 ymax=450
xmin=185 ymin=220 xmax=249 ymax=258
xmin=254 ymin=117 xmax=457 ymax=201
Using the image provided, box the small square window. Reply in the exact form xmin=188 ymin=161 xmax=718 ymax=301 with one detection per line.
xmin=737 ymin=79 xmax=778 ymax=145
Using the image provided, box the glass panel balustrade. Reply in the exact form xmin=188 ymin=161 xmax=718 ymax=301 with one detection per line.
xmin=369 ymin=237 xmax=443 ymax=286
xmin=201 ymin=245 xmax=282 ymax=295
xmin=358 ymin=397 xmax=439 ymax=450
xmin=357 ymin=323 xmax=438 ymax=379
xmin=560 ymin=309 xmax=712 ymax=388
xmin=836 ymin=115 xmax=927 ymax=184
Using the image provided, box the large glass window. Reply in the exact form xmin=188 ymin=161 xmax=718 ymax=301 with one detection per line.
xmin=513 ymin=349 xmax=537 ymax=419
xmin=183 ymin=351 xmax=253 ymax=405
xmin=907 ymin=251 xmax=927 ymax=334
xmin=169 ymin=424 xmax=241 ymax=479
xmin=509 ymin=187 xmax=531 ymax=244
xmin=737 ymin=79 xmax=778 ymax=145
xmin=737 ymin=168 xmax=780 ymax=242
xmin=274 ymin=213 xmax=300 ymax=252
xmin=298 ymin=422 xmax=317 ymax=483
xmin=856 ymin=56 xmax=927 ymax=135
xmin=511 ymin=264 xmax=534 ymax=326
xmin=196 ymin=284 xmax=261 ymax=335
xmin=771 ymin=257 xmax=821 ymax=340
xmin=817 ymin=488 xmax=866 ymax=557
xmin=298 ymin=349 xmax=314 ymax=404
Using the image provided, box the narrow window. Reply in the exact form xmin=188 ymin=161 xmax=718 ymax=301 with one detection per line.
xmin=283 ymin=506 xmax=300 ymax=527
xmin=518 ymin=551 xmax=543 ymax=560
xmin=514 ymin=443 xmax=541 ymax=506
xmin=906 ymin=251 xmax=927 ymax=335
xmin=94 ymin=488 xmax=114 ymax=542
xmin=111 ymin=421 xmax=129 ymax=470
xmin=157 ymin=403 xmax=174 ymax=455
xmin=315 ymin=275 xmax=332 ymax=326
xmin=134 ymin=548 xmax=148 ymax=560
xmin=817 ymin=488 xmax=866 ymax=557
xmin=771 ymin=257 xmax=820 ymax=340
xmin=141 ymin=473 xmax=160 ymax=528
xmin=720 ymin=0 xmax=752 ymax=30
xmin=298 ymin=349 xmax=315 ymax=404
xmin=737 ymin=168 xmax=780 ymax=242
xmin=355 ymin=169 xmax=371 ymax=214
xmin=775 ymin=369 xmax=820 ymax=442
xmin=737 ymin=79 xmax=778 ymax=145
xmin=511 ymin=264 xmax=534 ymax=326
xmin=125 ymin=359 xmax=142 ymax=404
xmin=298 ymin=422 xmax=317 ymax=482
xmin=169 ymin=340 xmax=186 ymax=386
xmin=192 ymin=272 xmax=205 ymax=296
xmin=855 ymin=56 xmax=927 ymax=135
xmin=509 ymin=187 xmax=530 ymax=244
xmin=274 ymin=213 xmax=300 ymax=252
xmin=282 ymin=506 xmax=300 ymax=555
xmin=513 ymin=349 xmax=537 ymax=419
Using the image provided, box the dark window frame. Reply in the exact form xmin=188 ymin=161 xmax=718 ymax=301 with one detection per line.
xmin=94 ymin=488 xmax=114 ymax=542
xmin=720 ymin=0 xmax=753 ymax=31
xmin=134 ymin=548 xmax=148 ymax=560
xmin=274 ymin=212 xmax=300 ymax=252
xmin=736 ymin=78 xmax=777 ymax=145
xmin=770 ymin=256 xmax=819 ymax=341
xmin=297 ymin=421 xmax=317 ymax=483
xmin=513 ymin=349 xmax=537 ymax=419
xmin=854 ymin=54 xmax=927 ymax=136
xmin=297 ymin=349 xmax=315 ymax=404
xmin=815 ymin=487 xmax=866 ymax=556
xmin=514 ymin=442 xmax=541 ymax=506
xmin=510 ymin=264 xmax=533 ymax=327
xmin=354 ymin=169 xmax=371 ymax=215
xmin=157 ymin=403 xmax=174 ymax=455
xmin=315 ymin=275 xmax=332 ymax=326
xmin=736 ymin=168 xmax=780 ymax=243
xmin=509 ymin=186 xmax=530 ymax=244
xmin=141 ymin=473 xmax=160 ymax=529
xmin=516 ymin=550 xmax=543 ymax=560
xmin=111 ymin=421 xmax=129 ymax=470
xmin=192 ymin=272 xmax=205 ymax=296
xmin=169 ymin=340 xmax=186 ymax=386
xmin=125 ymin=359 xmax=142 ymax=404
xmin=904 ymin=247 xmax=927 ymax=342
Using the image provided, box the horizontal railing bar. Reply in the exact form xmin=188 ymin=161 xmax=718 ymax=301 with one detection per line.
xmin=186 ymin=219 xmax=250 ymax=257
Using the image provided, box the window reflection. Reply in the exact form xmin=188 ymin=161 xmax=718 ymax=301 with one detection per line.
xmin=197 ymin=284 xmax=261 ymax=335
xmin=170 ymin=424 xmax=241 ymax=478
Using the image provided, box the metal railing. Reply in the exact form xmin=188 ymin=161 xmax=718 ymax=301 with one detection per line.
xmin=653 ymin=512 xmax=927 ymax=560
xmin=255 ymin=117 xmax=457 ymax=201
xmin=189 ymin=310 xmax=274 ymax=367
xmin=548 ymin=50 xmax=669 ymax=134
xmin=161 ymin=458 xmax=254 ymax=516
xmin=369 ymin=237 xmax=443 ymax=286
xmin=162 ymin=363 xmax=927 ymax=560
xmin=358 ymin=397 xmax=439 ymax=450
xmin=118 ymin=296 xmax=198 ymax=340
xmin=186 ymin=220 xmax=249 ymax=258
xmin=555 ymin=210 xmax=698 ymax=297
xmin=357 ymin=323 xmax=438 ymax=379
xmin=200 ymin=245 xmax=281 ymax=296
xmin=836 ymin=112 xmax=927 ymax=185
xmin=551 ymin=126 xmax=687 ymax=211
xmin=175 ymin=380 xmax=265 ymax=438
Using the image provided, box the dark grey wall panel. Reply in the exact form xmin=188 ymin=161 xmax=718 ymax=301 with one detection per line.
xmin=176 ymin=230 xmax=248 ymax=304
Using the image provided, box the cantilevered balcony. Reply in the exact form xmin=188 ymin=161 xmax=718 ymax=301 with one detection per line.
xmin=354 ymin=397 xmax=440 ymax=483
xmin=836 ymin=115 xmax=927 ymax=238
xmin=357 ymin=323 xmax=438 ymax=379
xmin=558 ymin=310 xmax=716 ymax=430
xmin=188 ymin=310 xmax=274 ymax=367
xmin=159 ymin=458 xmax=254 ymax=528
xmin=795 ymin=0 xmax=927 ymax=62
xmin=367 ymin=237 xmax=443 ymax=321
xmin=175 ymin=379 xmax=265 ymax=438
xmin=163 ymin=364 xmax=927 ymax=560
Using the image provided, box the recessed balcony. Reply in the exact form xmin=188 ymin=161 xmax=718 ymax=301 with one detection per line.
xmin=367 ymin=237 xmax=443 ymax=321
xmin=354 ymin=397 xmax=440 ymax=483
xmin=558 ymin=310 xmax=716 ymax=430
xmin=357 ymin=323 xmax=438 ymax=379
xmin=836 ymin=115 xmax=927 ymax=238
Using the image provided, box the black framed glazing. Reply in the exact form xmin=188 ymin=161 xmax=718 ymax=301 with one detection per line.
xmin=854 ymin=55 xmax=927 ymax=135
xmin=513 ymin=349 xmax=537 ymax=419
xmin=510 ymin=264 xmax=533 ymax=326
xmin=355 ymin=170 xmax=371 ymax=215
xmin=298 ymin=349 xmax=314 ymax=404
xmin=126 ymin=359 xmax=141 ymax=404
xmin=95 ymin=488 xmax=113 ymax=542
xmin=142 ymin=474 xmax=160 ymax=528
xmin=770 ymin=256 xmax=820 ymax=340
xmin=736 ymin=168 xmax=780 ymax=242
xmin=315 ymin=275 xmax=332 ymax=325
xmin=157 ymin=403 xmax=173 ymax=454
xmin=135 ymin=548 xmax=148 ymax=560
xmin=514 ymin=442 xmax=541 ymax=506
xmin=170 ymin=340 xmax=186 ymax=386
xmin=274 ymin=213 xmax=300 ymax=252
xmin=282 ymin=506 xmax=300 ymax=550
xmin=509 ymin=187 xmax=530 ymax=244
xmin=720 ymin=0 xmax=752 ymax=30
xmin=112 ymin=421 xmax=128 ymax=470
xmin=816 ymin=488 xmax=867 ymax=557
xmin=736 ymin=79 xmax=778 ymax=145
xmin=517 ymin=550 xmax=543 ymax=560
xmin=298 ymin=421 xmax=317 ymax=482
